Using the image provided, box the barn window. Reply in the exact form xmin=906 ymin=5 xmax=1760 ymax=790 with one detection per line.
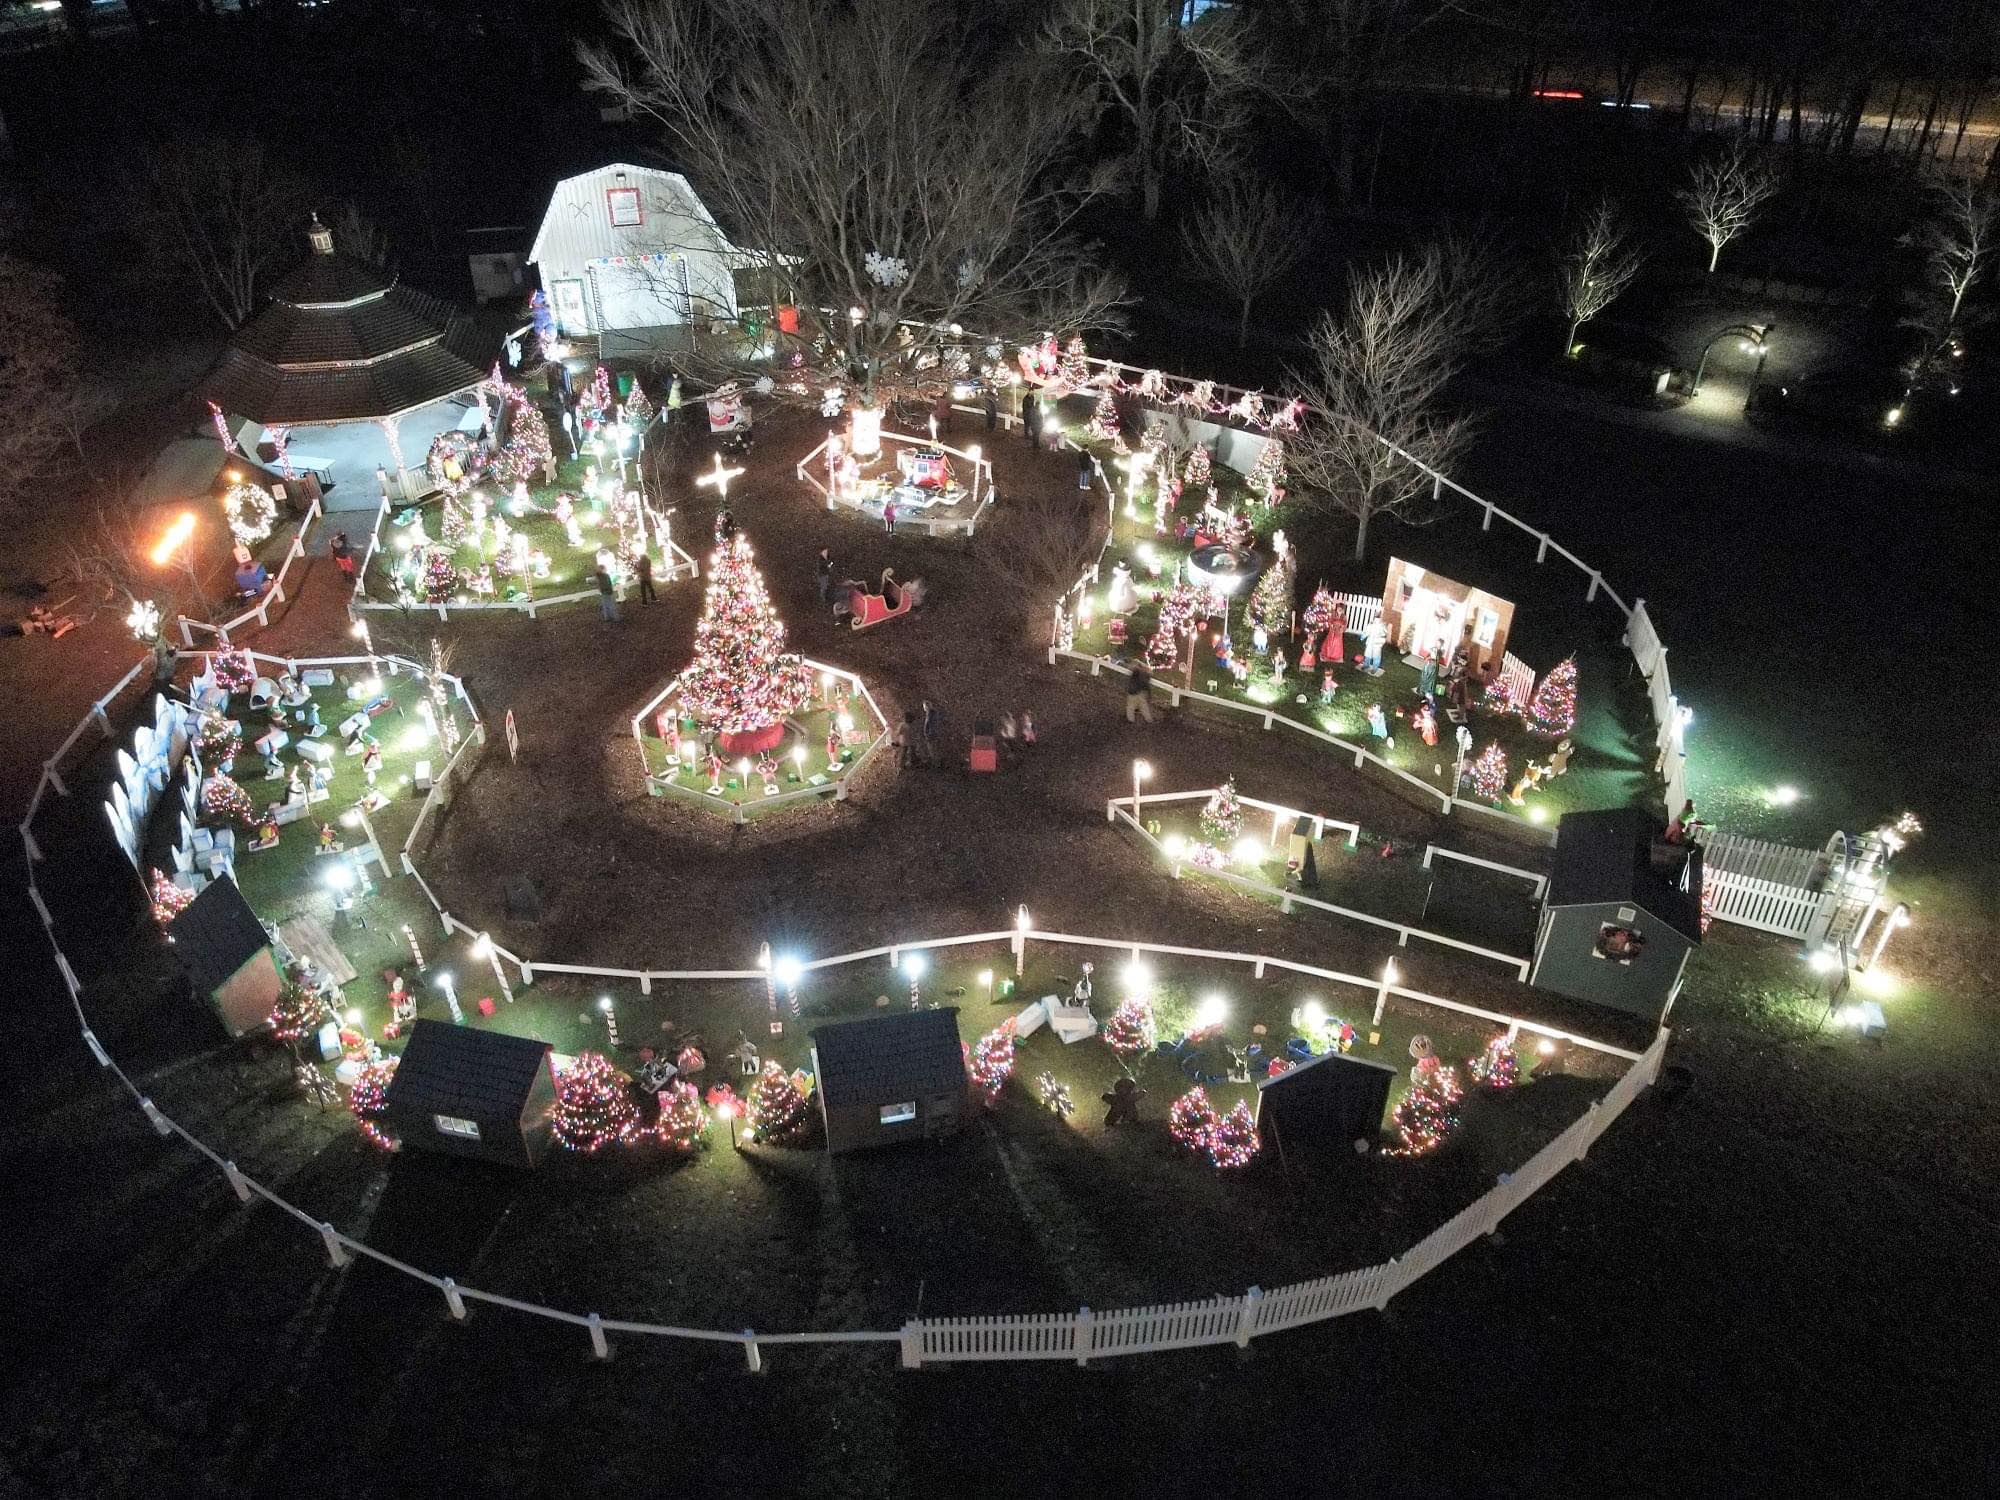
xmin=607 ymin=186 xmax=643 ymax=228
xmin=434 ymin=1114 xmax=481 ymax=1140
xmin=1594 ymin=924 xmax=1645 ymax=965
xmin=879 ymin=1101 xmax=916 ymax=1125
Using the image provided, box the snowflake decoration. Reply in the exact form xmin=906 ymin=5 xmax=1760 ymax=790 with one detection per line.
xmin=956 ymin=256 xmax=981 ymax=289
xmin=863 ymin=249 xmax=910 ymax=288
xmin=820 ymin=387 xmax=846 ymax=418
xmin=125 ymin=599 xmax=161 ymax=641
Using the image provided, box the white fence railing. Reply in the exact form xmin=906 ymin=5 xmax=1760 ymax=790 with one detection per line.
xmin=795 ymin=428 xmax=996 ymax=539
xmin=1702 ymin=868 xmax=1819 ymax=939
xmin=1108 ymin=795 xmax=1533 ymax=979
xmin=177 ymin=497 xmax=323 ymax=646
xmin=626 ymin=658 xmax=891 ymax=822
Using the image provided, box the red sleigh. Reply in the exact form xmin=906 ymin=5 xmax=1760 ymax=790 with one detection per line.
xmin=838 ymin=573 xmax=927 ymax=630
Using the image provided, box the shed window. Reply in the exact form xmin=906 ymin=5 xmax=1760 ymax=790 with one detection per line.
xmin=879 ymin=1101 xmax=917 ymax=1125
xmin=1594 ymin=924 xmax=1646 ymax=966
xmin=434 ymin=1114 xmax=481 ymax=1140
xmin=607 ymin=186 xmax=643 ymax=227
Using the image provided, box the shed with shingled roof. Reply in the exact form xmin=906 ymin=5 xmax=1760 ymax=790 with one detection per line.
xmin=166 ymin=875 xmax=281 ymax=1038
xmin=810 ymin=1008 xmax=969 ymax=1154
xmin=381 ymin=1020 xmax=558 ymax=1168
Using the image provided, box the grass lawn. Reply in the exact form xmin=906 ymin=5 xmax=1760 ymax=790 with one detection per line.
xmin=1060 ymin=410 xmax=1662 ymax=825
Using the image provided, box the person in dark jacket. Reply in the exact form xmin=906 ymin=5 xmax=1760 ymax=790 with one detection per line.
xmin=1021 ymin=389 xmax=1042 ymax=448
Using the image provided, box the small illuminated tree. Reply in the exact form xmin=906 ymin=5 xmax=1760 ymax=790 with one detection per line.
xmin=1677 ymin=139 xmax=1779 ymax=274
xmin=1557 ymin=196 xmax=1645 ymax=356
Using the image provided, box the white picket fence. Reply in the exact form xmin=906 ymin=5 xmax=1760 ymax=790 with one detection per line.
xmin=176 ymin=497 xmax=323 ymax=646
xmin=1701 ymin=869 xmax=1819 ymax=939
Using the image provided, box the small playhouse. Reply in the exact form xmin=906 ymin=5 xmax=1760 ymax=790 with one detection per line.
xmin=810 ymin=1009 xmax=970 ymax=1155
xmin=1381 ymin=557 xmax=1514 ymax=676
xmin=1255 ymin=1050 xmax=1399 ymax=1166
xmin=381 ymin=1020 xmax=559 ymax=1168
xmin=1531 ymin=807 xmax=1704 ymax=1024
xmin=167 ymin=876 xmax=282 ymax=1038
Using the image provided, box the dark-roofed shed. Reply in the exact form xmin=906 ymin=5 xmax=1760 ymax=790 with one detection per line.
xmin=381 ymin=1020 xmax=558 ymax=1168
xmin=810 ymin=1009 xmax=969 ymax=1155
xmin=166 ymin=876 xmax=281 ymax=1037
xmin=1532 ymin=808 xmax=1703 ymax=1024
xmin=1255 ymin=1049 xmax=1398 ymax=1166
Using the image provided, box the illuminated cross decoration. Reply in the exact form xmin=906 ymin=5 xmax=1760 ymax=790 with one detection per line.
xmin=696 ymin=452 xmax=746 ymax=505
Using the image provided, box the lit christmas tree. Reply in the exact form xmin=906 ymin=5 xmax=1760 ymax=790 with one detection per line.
xmin=267 ymin=981 xmax=326 ymax=1048
xmin=1036 ymin=1072 xmax=1075 ymax=1117
xmin=1205 ymin=1100 xmax=1260 ymax=1169
xmin=1248 ymin=555 xmax=1294 ymax=641
xmin=1199 ymin=777 xmax=1244 ymax=848
xmin=194 ymin=713 xmax=241 ymax=766
xmin=676 ymin=533 xmax=815 ymax=737
xmin=1301 ymin=585 xmax=1338 ymax=639
xmin=1468 ymin=1034 xmax=1521 ymax=1089
xmin=1143 ymin=622 xmax=1180 ymax=672
xmin=551 ymin=1051 xmax=641 ymax=1153
xmin=580 ymin=364 xmax=613 ymax=427
xmin=1466 ymin=744 xmax=1508 ymax=802
xmin=149 ymin=868 xmax=195 ymax=926
xmin=422 ymin=547 xmax=458 ymax=605
xmin=1102 ymin=998 xmax=1156 ymax=1067
xmin=349 ymin=1057 xmax=399 ymax=1151
xmin=744 ymin=1060 xmax=811 ymax=1145
xmin=1168 ymin=1085 xmax=1220 ymax=1153
xmin=1057 ymin=333 xmax=1090 ymax=388
xmin=210 ymin=647 xmax=256 ymax=695
xmin=1387 ymin=1072 xmax=1462 ymax=1157
xmin=1246 ymin=437 xmax=1286 ymax=498
xmin=201 ymin=772 xmax=255 ymax=826
xmin=970 ymin=1023 xmax=1017 ymax=1108
xmin=655 ymin=1080 xmax=709 ymax=1152
xmin=498 ymin=385 xmax=553 ymax=486
xmin=1183 ymin=444 xmax=1211 ymax=488
xmin=624 ymin=379 xmax=654 ymax=430
xmin=1526 ymin=655 xmax=1578 ymax=737
xmin=1086 ymin=386 xmax=1120 ymax=443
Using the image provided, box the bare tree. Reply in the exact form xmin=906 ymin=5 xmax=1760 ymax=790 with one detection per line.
xmin=975 ymin=479 xmax=1109 ymax=642
xmin=1042 ymin=0 xmax=1265 ymax=222
xmin=1899 ymin=173 xmax=1997 ymax=396
xmin=1179 ymin=176 xmax=1317 ymax=347
xmin=120 ymin=130 xmax=314 ymax=329
xmin=581 ymin=0 xmax=1127 ymax=407
xmin=1556 ymin=196 xmax=1646 ymax=356
xmin=64 ymin=491 xmax=213 ymax=632
xmin=331 ymin=200 xmax=394 ymax=272
xmin=0 ymin=250 xmax=79 ymax=520
xmin=1677 ymin=138 xmax=1780 ymax=273
xmin=1288 ymin=242 xmax=1489 ymax=561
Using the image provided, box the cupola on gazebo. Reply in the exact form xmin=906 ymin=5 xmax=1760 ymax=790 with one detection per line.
xmin=200 ymin=215 xmax=511 ymax=503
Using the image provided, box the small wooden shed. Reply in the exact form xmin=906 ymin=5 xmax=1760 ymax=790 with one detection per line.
xmin=381 ymin=1020 xmax=559 ymax=1168
xmin=810 ymin=1009 xmax=969 ymax=1155
xmin=1255 ymin=1050 xmax=1398 ymax=1164
xmin=1380 ymin=557 xmax=1514 ymax=674
xmin=1531 ymin=808 xmax=1704 ymax=1025
xmin=167 ymin=876 xmax=281 ymax=1037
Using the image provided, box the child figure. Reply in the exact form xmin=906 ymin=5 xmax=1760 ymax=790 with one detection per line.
xmin=361 ymin=742 xmax=383 ymax=787
xmin=1320 ymin=670 xmax=1337 ymax=704
xmin=1414 ymin=701 xmax=1438 ymax=747
xmin=1367 ymin=703 xmax=1389 ymax=740
xmin=825 ymin=725 xmax=842 ymax=769
xmin=388 ymin=974 xmax=416 ymax=1025
xmin=706 ymin=751 xmax=724 ymax=795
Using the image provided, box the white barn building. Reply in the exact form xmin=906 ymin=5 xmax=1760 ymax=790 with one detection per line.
xmin=528 ymin=164 xmax=758 ymax=344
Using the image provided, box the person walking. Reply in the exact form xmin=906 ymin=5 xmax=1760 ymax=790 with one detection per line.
xmin=595 ymin=564 xmax=620 ymax=622
xmin=636 ymin=551 xmax=656 ymax=605
xmin=1076 ymin=448 xmax=1093 ymax=492
xmin=1125 ymin=663 xmax=1157 ymax=723
xmin=933 ymin=390 xmax=952 ymax=436
xmin=895 ymin=711 xmax=917 ymax=768
xmin=1363 ymin=615 xmax=1387 ymax=674
xmin=150 ymin=637 xmax=181 ymax=700
xmin=921 ymin=699 xmax=943 ymax=766
xmin=815 ymin=547 xmax=834 ymax=606
xmin=984 ymin=386 xmax=999 ymax=432
xmin=1021 ymin=388 xmax=1041 ymax=449
xmin=330 ymin=531 xmax=354 ymax=583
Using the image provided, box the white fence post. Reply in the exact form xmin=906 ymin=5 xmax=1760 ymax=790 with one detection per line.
xmin=443 ymin=1277 xmax=468 ymax=1320
xmin=319 ymin=1222 xmax=350 ymax=1268
xmin=744 ymin=1331 xmax=763 ymax=1373
xmin=139 ymin=1097 xmax=172 ymax=1137
xmin=1074 ymin=1307 xmax=1094 ymax=1366
xmin=900 ymin=1321 xmax=924 ymax=1369
xmin=1236 ymin=1287 xmax=1262 ymax=1347
xmin=588 ymin=1312 xmax=609 ymax=1359
xmin=1375 ymin=1257 xmax=1400 ymax=1311
xmin=1485 ymin=1173 xmax=1511 ymax=1235
xmin=223 ymin=1160 xmax=253 ymax=1202
xmin=81 ymin=1027 xmax=110 ymax=1067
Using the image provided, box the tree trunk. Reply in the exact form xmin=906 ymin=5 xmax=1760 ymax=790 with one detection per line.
xmin=1352 ymin=502 xmax=1371 ymax=561
xmin=1565 ymin=315 xmax=1581 ymax=356
xmin=1707 ymin=240 xmax=1721 ymax=274
xmin=1238 ymin=298 xmax=1251 ymax=349
xmin=1877 ymin=78 xmax=1905 ymax=153
xmin=1141 ymin=158 xmax=1163 ymax=222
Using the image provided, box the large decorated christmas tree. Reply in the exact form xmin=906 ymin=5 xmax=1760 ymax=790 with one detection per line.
xmin=970 ymin=1023 xmax=1017 ymax=1108
xmin=1248 ymin=554 xmax=1294 ymax=640
xmin=745 ymin=1061 xmax=811 ymax=1145
xmin=1168 ymin=1085 xmax=1220 ymax=1153
xmin=676 ymin=532 xmax=815 ymax=748
xmin=1526 ymin=655 xmax=1578 ymax=737
xmin=551 ymin=1051 xmax=641 ymax=1153
xmin=498 ymin=386 xmax=553 ymax=486
xmin=1199 ymin=777 xmax=1244 ymax=848
xmin=1205 ymin=1100 xmax=1260 ymax=1169
xmin=655 ymin=1079 xmax=709 ymax=1152
xmin=1086 ymin=386 xmax=1120 ymax=443
xmin=1387 ymin=1072 xmax=1462 ymax=1157
xmin=1102 ymin=998 xmax=1156 ymax=1067
xmin=1466 ymin=743 xmax=1508 ymax=801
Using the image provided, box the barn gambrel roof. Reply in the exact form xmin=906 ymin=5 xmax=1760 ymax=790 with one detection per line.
xmin=528 ymin=163 xmax=760 ymax=272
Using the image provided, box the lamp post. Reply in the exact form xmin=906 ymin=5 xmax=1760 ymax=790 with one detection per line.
xmin=598 ymin=995 xmax=620 ymax=1047
xmin=774 ymin=954 xmax=803 ymax=1019
xmin=1131 ymin=758 xmax=1152 ymax=823
xmin=903 ymin=951 xmax=927 ymax=1010
xmin=1013 ymin=905 xmax=1031 ymax=976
